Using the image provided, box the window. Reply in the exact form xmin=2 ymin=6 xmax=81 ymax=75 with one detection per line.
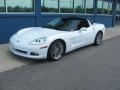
xmin=41 ymin=0 xmax=94 ymax=14
xmin=0 ymin=0 xmax=5 ymax=12
xmin=41 ymin=0 xmax=58 ymax=13
xmin=116 ymin=3 xmax=120 ymax=23
xmin=60 ymin=0 xmax=73 ymax=13
xmin=77 ymin=20 xmax=89 ymax=30
xmin=74 ymin=0 xmax=93 ymax=14
xmin=44 ymin=18 xmax=77 ymax=31
xmin=97 ymin=0 xmax=112 ymax=15
xmin=44 ymin=18 xmax=84 ymax=31
xmin=74 ymin=0 xmax=85 ymax=13
xmin=108 ymin=1 xmax=112 ymax=14
xmin=5 ymin=0 xmax=34 ymax=12
xmin=0 ymin=0 xmax=34 ymax=13
xmin=86 ymin=0 xmax=94 ymax=14
xmin=117 ymin=4 xmax=120 ymax=15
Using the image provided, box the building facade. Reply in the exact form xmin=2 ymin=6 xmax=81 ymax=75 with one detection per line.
xmin=0 ymin=0 xmax=120 ymax=44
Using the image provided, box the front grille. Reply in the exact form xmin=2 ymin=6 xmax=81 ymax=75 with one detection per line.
xmin=14 ymin=48 xmax=39 ymax=56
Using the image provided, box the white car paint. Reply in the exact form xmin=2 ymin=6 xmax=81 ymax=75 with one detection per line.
xmin=9 ymin=19 xmax=105 ymax=59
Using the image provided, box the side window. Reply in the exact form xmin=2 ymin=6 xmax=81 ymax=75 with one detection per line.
xmin=77 ymin=20 xmax=89 ymax=30
xmin=63 ymin=20 xmax=80 ymax=31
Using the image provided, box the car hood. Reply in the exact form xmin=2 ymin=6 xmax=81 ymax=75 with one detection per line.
xmin=15 ymin=27 xmax=65 ymax=41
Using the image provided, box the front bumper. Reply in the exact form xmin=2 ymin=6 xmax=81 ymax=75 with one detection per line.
xmin=9 ymin=42 xmax=48 ymax=59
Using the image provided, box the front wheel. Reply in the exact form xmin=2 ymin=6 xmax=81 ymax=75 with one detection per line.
xmin=94 ymin=32 xmax=103 ymax=46
xmin=47 ymin=40 xmax=65 ymax=61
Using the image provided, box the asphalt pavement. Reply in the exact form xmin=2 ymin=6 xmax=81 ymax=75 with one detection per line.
xmin=0 ymin=36 xmax=120 ymax=90
xmin=0 ymin=26 xmax=120 ymax=73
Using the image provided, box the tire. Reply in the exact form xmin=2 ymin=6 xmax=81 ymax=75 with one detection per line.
xmin=47 ymin=40 xmax=65 ymax=61
xmin=94 ymin=31 xmax=103 ymax=46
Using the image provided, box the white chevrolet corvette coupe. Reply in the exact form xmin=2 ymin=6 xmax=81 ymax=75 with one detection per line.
xmin=10 ymin=17 xmax=105 ymax=61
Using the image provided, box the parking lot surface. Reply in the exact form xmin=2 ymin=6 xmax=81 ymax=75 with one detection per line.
xmin=0 ymin=36 xmax=120 ymax=90
xmin=0 ymin=26 xmax=120 ymax=73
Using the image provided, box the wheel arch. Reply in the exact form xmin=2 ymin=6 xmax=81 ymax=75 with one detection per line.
xmin=47 ymin=39 xmax=67 ymax=61
xmin=94 ymin=30 xmax=103 ymax=40
xmin=48 ymin=39 xmax=67 ymax=53
xmin=93 ymin=30 xmax=104 ymax=46
xmin=96 ymin=30 xmax=103 ymax=36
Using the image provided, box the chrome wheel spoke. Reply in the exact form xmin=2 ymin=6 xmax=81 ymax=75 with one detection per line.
xmin=96 ymin=33 xmax=102 ymax=44
xmin=51 ymin=43 xmax=64 ymax=59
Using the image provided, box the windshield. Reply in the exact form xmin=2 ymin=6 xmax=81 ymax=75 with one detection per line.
xmin=44 ymin=18 xmax=80 ymax=31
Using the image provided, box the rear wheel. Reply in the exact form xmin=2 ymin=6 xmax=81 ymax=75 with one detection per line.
xmin=47 ymin=40 xmax=65 ymax=61
xmin=94 ymin=31 xmax=103 ymax=46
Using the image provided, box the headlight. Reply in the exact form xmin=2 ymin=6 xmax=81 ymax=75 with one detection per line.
xmin=29 ymin=37 xmax=47 ymax=45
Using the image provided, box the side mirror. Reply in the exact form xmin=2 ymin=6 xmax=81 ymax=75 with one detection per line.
xmin=93 ymin=23 xmax=97 ymax=26
xmin=79 ymin=27 xmax=87 ymax=32
xmin=70 ymin=29 xmax=74 ymax=32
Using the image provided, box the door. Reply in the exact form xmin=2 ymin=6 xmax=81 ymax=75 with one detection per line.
xmin=116 ymin=15 xmax=120 ymax=25
xmin=64 ymin=20 xmax=86 ymax=49
xmin=116 ymin=3 xmax=120 ymax=25
xmin=79 ymin=26 xmax=95 ymax=45
xmin=69 ymin=31 xmax=84 ymax=48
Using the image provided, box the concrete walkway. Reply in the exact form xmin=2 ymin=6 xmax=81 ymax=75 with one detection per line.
xmin=0 ymin=44 xmax=33 ymax=73
xmin=104 ymin=25 xmax=120 ymax=40
xmin=0 ymin=26 xmax=120 ymax=73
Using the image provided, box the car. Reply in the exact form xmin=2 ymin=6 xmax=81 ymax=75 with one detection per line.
xmin=9 ymin=17 xmax=105 ymax=61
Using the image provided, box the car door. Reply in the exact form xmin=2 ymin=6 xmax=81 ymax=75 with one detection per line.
xmin=79 ymin=26 xmax=95 ymax=45
xmin=65 ymin=20 xmax=86 ymax=50
xmin=69 ymin=31 xmax=84 ymax=49
xmin=77 ymin=20 xmax=95 ymax=45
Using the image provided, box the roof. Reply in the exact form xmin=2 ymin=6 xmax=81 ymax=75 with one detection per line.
xmin=62 ymin=17 xmax=87 ymax=21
